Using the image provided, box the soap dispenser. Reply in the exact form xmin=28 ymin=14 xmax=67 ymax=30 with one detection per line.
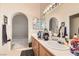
xmin=37 ymin=31 xmax=42 ymax=39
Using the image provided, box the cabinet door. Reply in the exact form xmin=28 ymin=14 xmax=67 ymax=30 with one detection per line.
xmin=39 ymin=44 xmax=52 ymax=56
xmin=39 ymin=44 xmax=46 ymax=56
xmin=32 ymin=37 xmax=39 ymax=56
xmin=32 ymin=37 xmax=35 ymax=54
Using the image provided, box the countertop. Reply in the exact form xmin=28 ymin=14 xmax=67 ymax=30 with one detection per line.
xmin=32 ymin=34 xmax=74 ymax=56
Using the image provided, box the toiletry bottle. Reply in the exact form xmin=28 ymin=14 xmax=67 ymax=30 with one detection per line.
xmin=65 ymin=34 xmax=69 ymax=44
xmin=37 ymin=31 xmax=41 ymax=38
xmin=43 ymin=28 xmax=49 ymax=41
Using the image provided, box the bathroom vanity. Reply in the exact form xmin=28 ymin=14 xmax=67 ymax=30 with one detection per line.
xmin=32 ymin=36 xmax=53 ymax=56
xmin=32 ymin=35 xmax=74 ymax=56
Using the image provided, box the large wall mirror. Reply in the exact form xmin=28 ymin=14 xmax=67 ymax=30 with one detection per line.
xmin=49 ymin=17 xmax=58 ymax=36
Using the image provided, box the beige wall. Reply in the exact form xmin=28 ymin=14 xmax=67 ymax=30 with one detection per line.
xmin=40 ymin=3 xmax=50 ymax=18
xmin=0 ymin=3 xmax=40 ymax=18
xmin=44 ymin=3 xmax=79 ymax=38
xmin=0 ymin=3 xmax=41 ymax=50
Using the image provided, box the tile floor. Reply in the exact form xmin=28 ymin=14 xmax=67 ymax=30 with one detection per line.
xmin=0 ymin=47 xmax=32 ymax=56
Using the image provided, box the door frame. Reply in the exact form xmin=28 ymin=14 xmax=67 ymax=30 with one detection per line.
xmin=69 ymin=13 xmax=79 ymax=39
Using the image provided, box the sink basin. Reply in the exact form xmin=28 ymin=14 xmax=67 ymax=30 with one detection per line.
xmin=45 ymin=41 xmax=70 ymax=51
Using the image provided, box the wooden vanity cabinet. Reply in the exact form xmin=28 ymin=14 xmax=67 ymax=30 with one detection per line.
xmin=39 ymin=44 xmax=52 ymax=56
xmin=32 ymin=37 xmax=39 ymax=56
xmin=32 ymin=36 xmax=54 ymax=56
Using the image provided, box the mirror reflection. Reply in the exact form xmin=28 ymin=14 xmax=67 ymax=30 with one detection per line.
xmin=49 ymin=17 xmax=58 ymax=36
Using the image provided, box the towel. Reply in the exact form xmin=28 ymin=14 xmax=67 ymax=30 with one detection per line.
xmin=2 ymin=24 xmax=7 ymax=45
xmin=58 ymin=26 xmax=67 ymax=38
xmin=64 ymin=27 xmax=67 ymax=37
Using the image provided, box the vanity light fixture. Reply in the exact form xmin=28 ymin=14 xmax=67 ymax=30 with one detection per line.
xmin=43 ymin=3 xmax=61 ymax=15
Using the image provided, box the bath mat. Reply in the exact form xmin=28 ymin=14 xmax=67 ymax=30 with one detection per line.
xmin=20 ymin=49 xmax=34 ymax=56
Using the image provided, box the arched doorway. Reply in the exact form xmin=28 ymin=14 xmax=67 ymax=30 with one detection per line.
xmin=12 ymin=12 xmax=28 ymax=49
